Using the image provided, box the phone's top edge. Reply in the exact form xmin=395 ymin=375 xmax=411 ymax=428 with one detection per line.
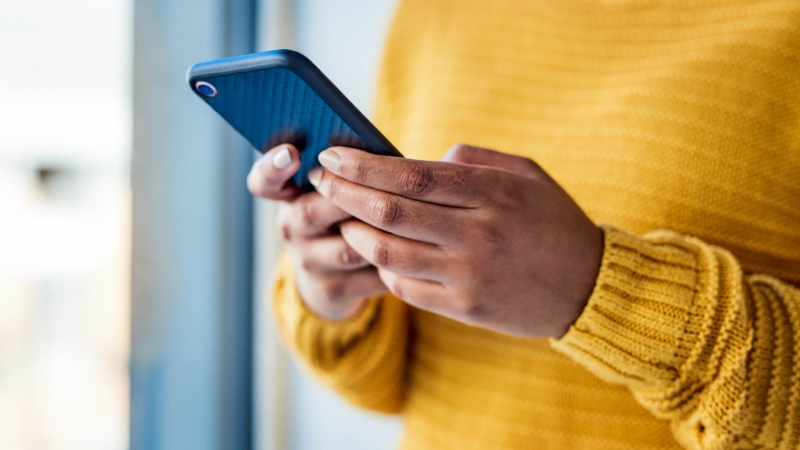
xmin=185 ymin=49 xmax=310 ymax=82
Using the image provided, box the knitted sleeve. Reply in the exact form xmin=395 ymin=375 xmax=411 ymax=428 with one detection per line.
xmin=552 ymin=225 xmax=800 ymax=450
xmin=272 ymin=252 xmax=409 ymax=413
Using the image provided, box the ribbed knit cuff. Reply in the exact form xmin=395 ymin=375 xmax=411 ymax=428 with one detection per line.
xmin=551 ymin=225 xmax=707 ymax=389
xmin=272 ymin=252 xmax=382 ymax=370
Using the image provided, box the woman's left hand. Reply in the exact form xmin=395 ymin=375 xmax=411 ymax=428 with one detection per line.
xmin=308 ymin=144 xmax=604 ymax=338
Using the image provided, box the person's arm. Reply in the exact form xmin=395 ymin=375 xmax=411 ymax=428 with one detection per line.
xmin=304 ymin=143 xmax=800 ymax=448
xmin=551 ymin=225 xmax=800 ymax=450
xmin=272 ymin=253 xmax=409 ymax=413
xmin=247 ymin=143 xmax=410 ymax=413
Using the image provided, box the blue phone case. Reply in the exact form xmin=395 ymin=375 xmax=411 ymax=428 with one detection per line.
xmin=187 ymin=49 xmax=402 ymax=192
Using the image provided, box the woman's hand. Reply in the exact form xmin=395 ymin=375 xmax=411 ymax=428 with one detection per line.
xmin=248 ymin=144 xmax=387 ymax=320
xmin=309 ymin=144 xmax=604 ymax=337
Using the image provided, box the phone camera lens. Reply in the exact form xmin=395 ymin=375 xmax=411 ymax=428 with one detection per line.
xmin=195 ymin=81 xmax=217 ymax=97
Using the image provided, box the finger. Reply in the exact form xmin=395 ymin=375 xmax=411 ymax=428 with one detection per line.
xmin=310 ymin=168 xmax=469 ymax=245
xmin=296 ymin=266 xmax=387 ymax=319
xmin=278 ymin=192 xmax=351 ymax=240
xmin=443 ymin=143 xmax=553 ymax=181
xmin=377 ymin=268 xmax=444 ymax=312
xmin=339 ymin=220 xmax=449 ymax=281
xmin=316 ymin=146 xmax=488 ymax=207
xmin=248 ymin=144 xmax=303 ymax=200
xmin=330 ymin=267 xmax=388 ymax=303
xmin=293 ymin=235 xmax=371 ymax=274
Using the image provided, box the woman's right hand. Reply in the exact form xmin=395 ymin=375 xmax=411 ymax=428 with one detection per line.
xmin=247 ymin=144 xmax=387 ymax=320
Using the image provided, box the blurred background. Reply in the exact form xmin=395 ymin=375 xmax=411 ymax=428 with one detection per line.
xmin=0 ymin=0 xmax=401 ymax=449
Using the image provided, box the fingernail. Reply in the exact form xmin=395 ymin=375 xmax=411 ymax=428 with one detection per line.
xmin=318 ymin=150 xmax=341 ymax=173
xmin=272 ymin=146 xmax=292 ymax=169
xmin=308 ymin=167 xmax=323 ymax=187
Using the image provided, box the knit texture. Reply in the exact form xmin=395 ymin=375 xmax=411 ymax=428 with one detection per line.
xmin=272 ymin=0 xmax=800 ymax=448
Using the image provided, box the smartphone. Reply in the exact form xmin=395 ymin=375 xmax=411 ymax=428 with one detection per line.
xmin=187 ymin=49 xmax=402 ymax=192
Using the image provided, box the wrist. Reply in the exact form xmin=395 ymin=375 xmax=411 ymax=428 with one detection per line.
xmin=551 ymin=224 xmax=604 ymax=338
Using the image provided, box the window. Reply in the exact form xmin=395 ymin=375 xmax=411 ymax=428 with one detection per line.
xmin=0 ymin=1 xmax=132 ymax=448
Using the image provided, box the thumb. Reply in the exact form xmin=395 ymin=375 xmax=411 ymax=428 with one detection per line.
xmin=442 ymin=144 xmax=546 ymax=179
xmin=247 ymin=144 xmax=303 ymax=201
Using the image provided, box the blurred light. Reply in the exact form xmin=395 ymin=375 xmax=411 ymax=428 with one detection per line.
xmin=0 ymin=0 xmax=132 ymax=449
xmin=2 ymin=206 xmax=111 ymax=279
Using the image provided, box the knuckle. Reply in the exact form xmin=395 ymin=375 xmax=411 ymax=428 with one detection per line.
xmin=298 ymin=201 xmax=315 ymax=229
xmin=369 ymin=195 xmax=403 ymax=227
xmin=448 ymin=166 xmax=471 ymax=191
xmin=280 ymin=223 xmax=292 ymax=241
xmin=246 ymin=170 xmax=264 ymax=196
xmin=325 ymin=175 xmax=340 ymax=200
xmin=519 ymin=157 xmax=547 ymax=179
xmin=457 ymin=294 xmax=488 ymax=319
xmin=448 ymin=144 xmax=474 ymax=163
xmin=489 ymin=177 xmax=519 ymax=205
xmin=351 ymin=158 xmax=371 ymax=184
xmin=321 ymin=279 xmax=346 ymax=303
xmin=523 ymin=158 xmax=541 ymax=173
xmin=370 ymin=238 xmax=391 ymax=267
xmin=277 ymin=205 xmax=294 ymax=240
xmin=299 ymin=255 xmax=315 ymax=273
xmin=474 ymin=215 xmax=505 ymax=250
xmin=246 ymin=174 xmax=258 ymax=195
xmin=398 ymin=161 xmax=435 ymax=197
xmin=340 ymin=245 xmax=363 ymax=266
xmin=385 ymin=276 xmax=403 ymax=300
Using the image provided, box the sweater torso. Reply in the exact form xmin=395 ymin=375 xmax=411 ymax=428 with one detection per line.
xmin=370 ymin=0 xmax=800 ymax=448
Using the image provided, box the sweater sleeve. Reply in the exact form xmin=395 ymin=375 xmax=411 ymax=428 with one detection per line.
xmin=272 ymin=252 xmax=410 ymax=413
xmin=551 ymin=225 xmax=800 ymax=450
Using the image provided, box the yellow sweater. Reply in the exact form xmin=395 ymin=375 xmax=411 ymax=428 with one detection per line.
xmin=272 ymin=1 xmax=800 ymax=449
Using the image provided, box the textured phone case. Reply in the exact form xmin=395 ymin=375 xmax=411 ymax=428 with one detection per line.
xmin=187 ymin=50 xmax=401 ymax=192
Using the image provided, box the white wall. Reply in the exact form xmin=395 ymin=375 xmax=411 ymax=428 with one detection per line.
xmin=289 ymin=1 xmax=403 ymax=449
